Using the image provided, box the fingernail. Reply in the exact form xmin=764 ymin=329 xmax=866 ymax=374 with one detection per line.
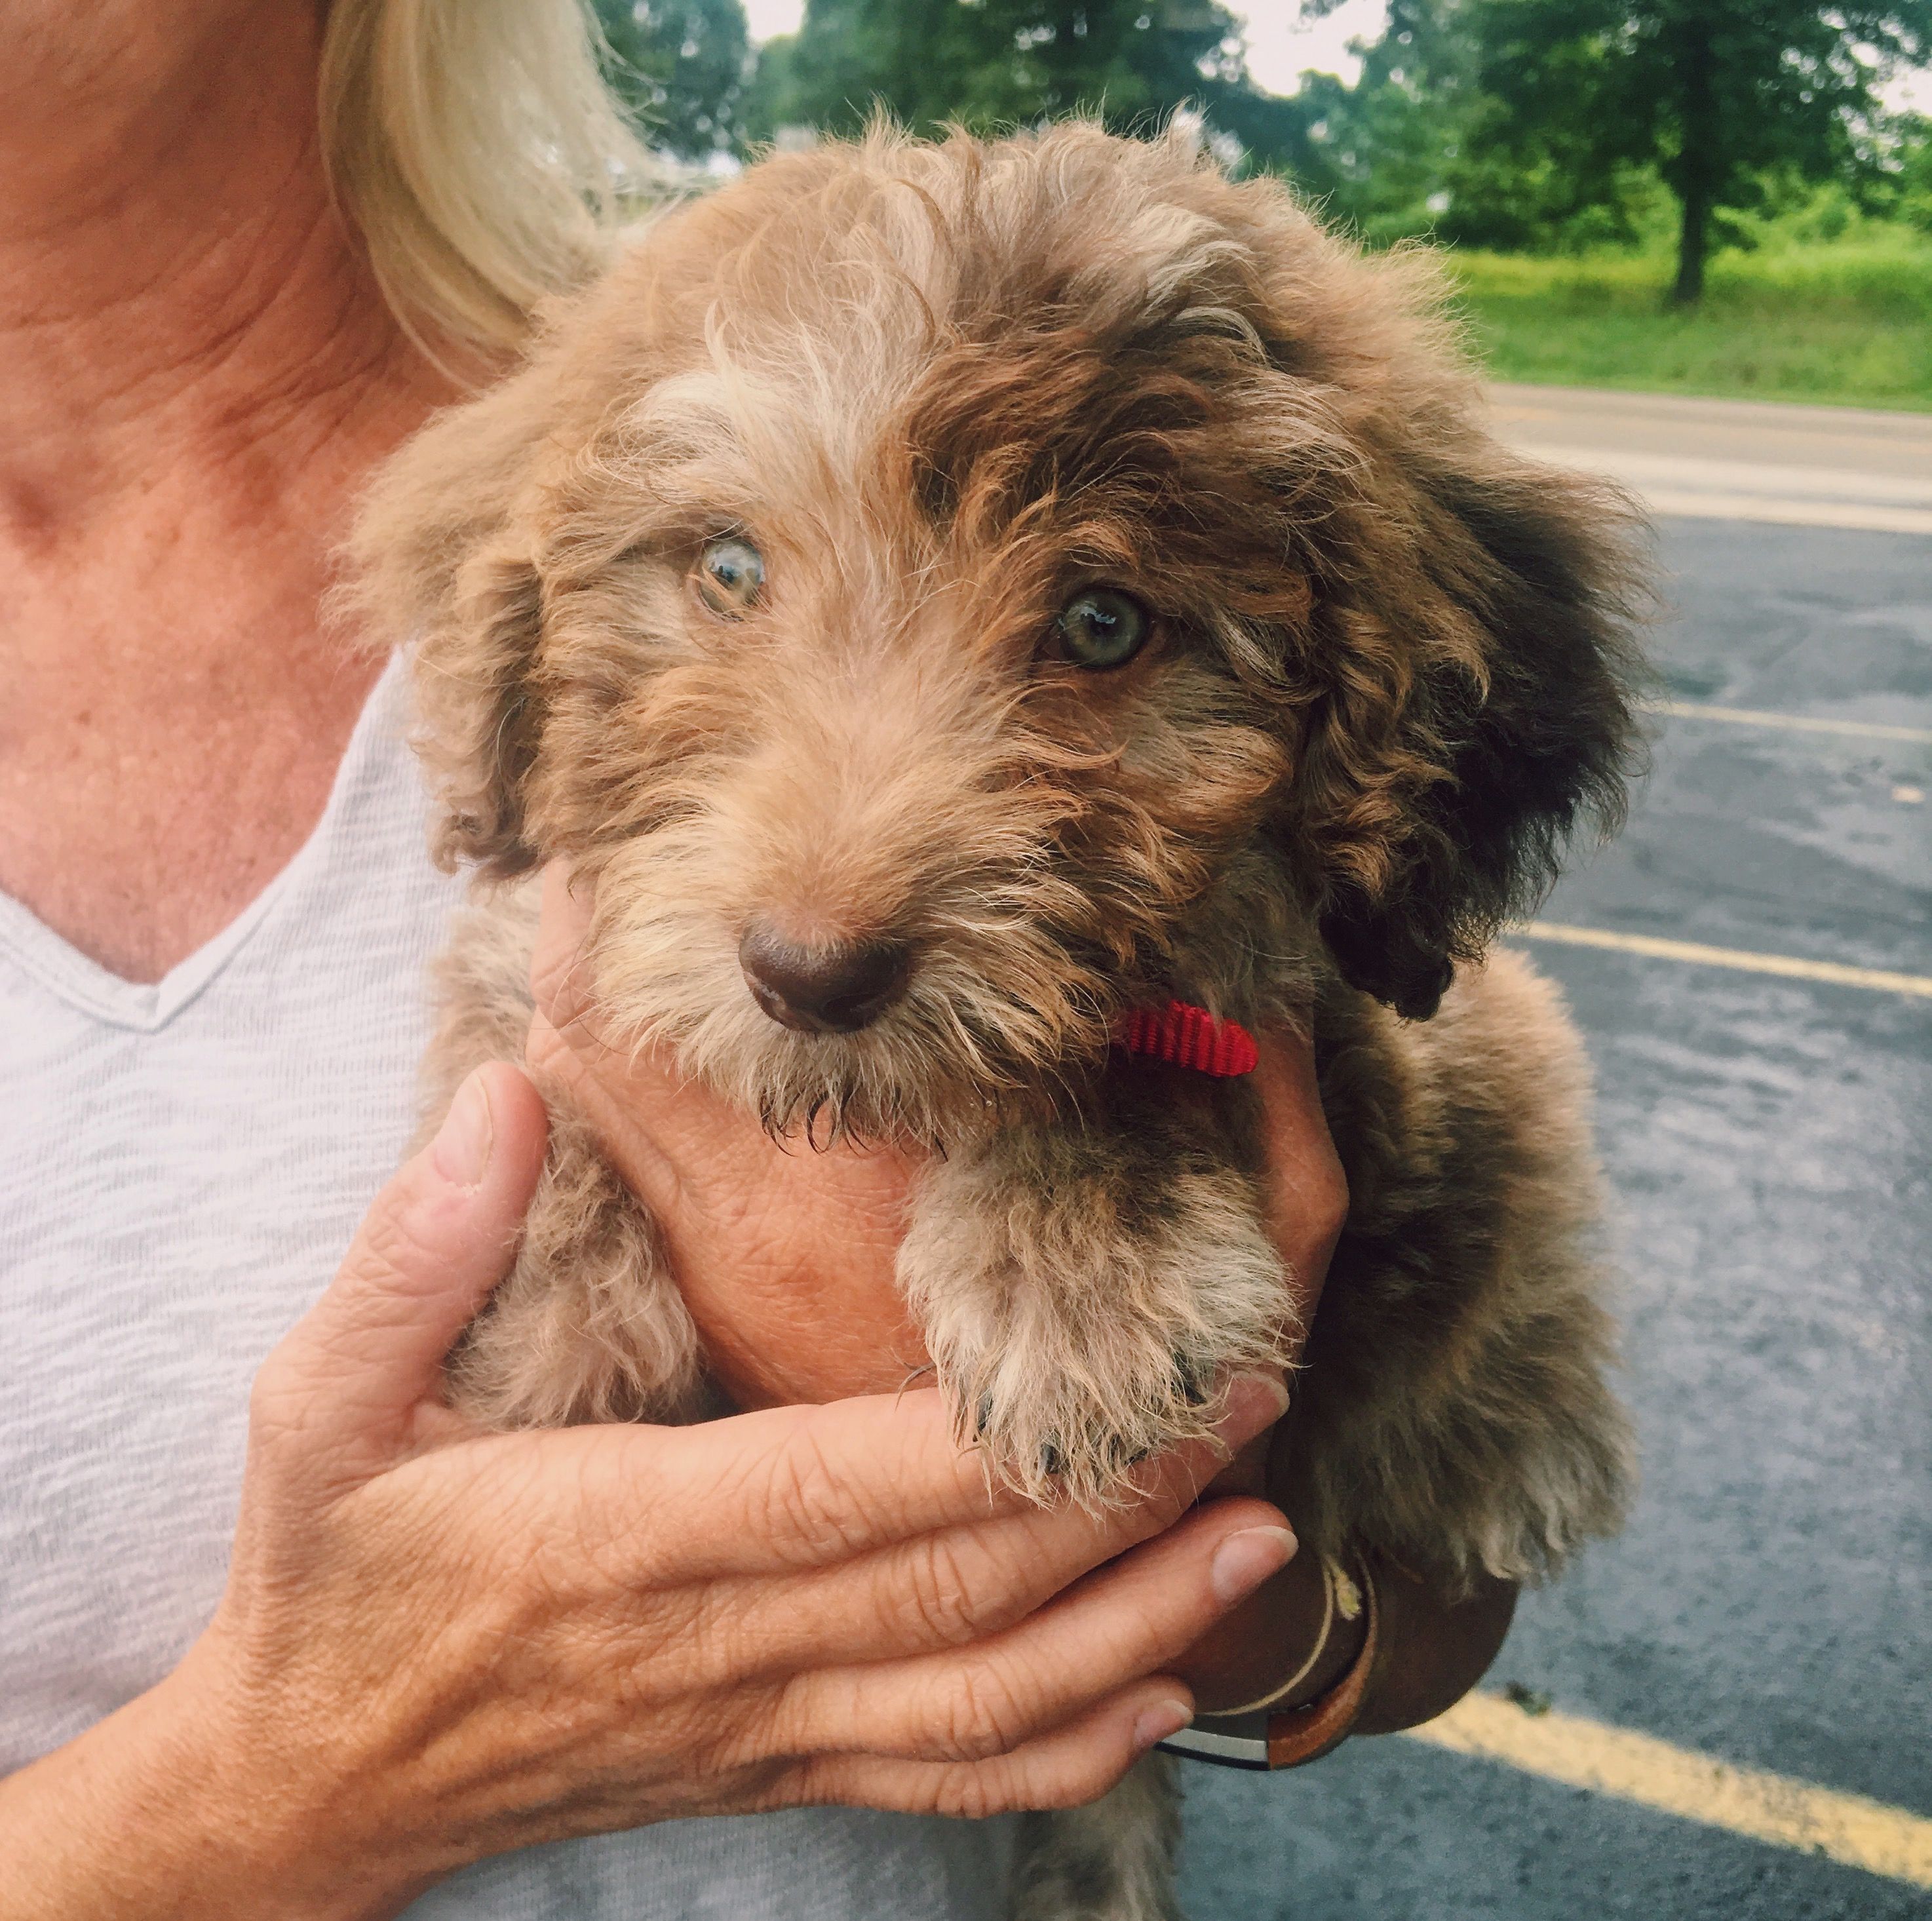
xmin=1210 ymin=1526 xmax=1297 ymax=1608
xmin=1132 ymin=1698 xmax=1193 ymax=1755
xmin=1214 ymin=1372 xmax=1292 ymax=1451
xmin=432 ymin=1072 xmax=495 ymax=1188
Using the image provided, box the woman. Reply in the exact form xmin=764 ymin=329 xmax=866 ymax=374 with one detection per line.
xmin=0 ymin=2 xmax=1514 ymax=1914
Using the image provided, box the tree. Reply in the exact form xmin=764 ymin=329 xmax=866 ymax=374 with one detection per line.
xmin=1891 ymin=113 xmax=1932 ymax=232
xmin=1267 ymin=1 xmax=1636 ymax=248
xmin=593 ymin=0 xmax=752 ymax=163
xmin=741 ymin=0 xmax=1307 ymax=173
xmin=1275 ymin=2 xmax=1492 ymax=243
xmin=1447 ymin=0 xmax=1932 ymax=301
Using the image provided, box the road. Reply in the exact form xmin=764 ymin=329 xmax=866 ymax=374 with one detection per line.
xmin=1175 ymin=393 xmax=1932 ymax=1919
xmin=1488 ymin=383 xmax=1932 ymax=537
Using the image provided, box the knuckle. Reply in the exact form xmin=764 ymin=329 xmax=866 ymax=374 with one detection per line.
xmin=246 ymin=1349 xmax=299 ymax=1426
xmin=677 ymin=1583 xmax=766 ymax=1694
xmin=933 ymin=1764 xmax=1007 ymax=1820
xmin=929 ymin=1749 xmax=1114 ymax=1819
xmin=685 ymin=1686 xmax=787 ymax=1778
xmin=1128 ymin=1459 xmax=1195 ymax=1530
xmin=759 ymin=1669 xmax=845 ymax=1769
xmin=754 ymin=1417 xmax=878 ymax=1561
xmin=788 ymin=1755 xmax=872 ymax=1814
xmin=931 ymin=1661 xmax=1030 ymax=1764
xmin=1024 ymin=1758 xmax=1122 ymax=1813
xmin=983 ymin=1739 xmax=1127 ymax=1817
xmin=246 ymin=1344 xmax=332 ymax=1462
xmin=354 ymin=1178 xmax=458 ymax=1287
xmin=893 ymin=1532 xmax=989 ymax=1648
xmin=803 ymin=1736 xmax=1131 ymax=1821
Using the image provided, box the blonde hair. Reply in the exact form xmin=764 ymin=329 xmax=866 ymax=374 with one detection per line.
xmin=320 ymin=0 xmax=657 ymax=376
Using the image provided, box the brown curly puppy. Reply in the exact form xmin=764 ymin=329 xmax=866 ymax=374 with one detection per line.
xmin=347 ymin=122 xmax=1646 ymax=1918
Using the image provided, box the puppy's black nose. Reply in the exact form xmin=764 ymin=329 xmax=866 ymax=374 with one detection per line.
xmin=739 ymin=923 xmax=910 ymax=1034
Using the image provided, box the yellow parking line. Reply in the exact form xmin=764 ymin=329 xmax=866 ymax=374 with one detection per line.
xmin=1405 ymin=1692 xmax=1932 ymax=1889
xmin=1518 ymin=922 xmax=1932 ymax=999
xmin=1646 ymin=700 xmax=1932 ymax=746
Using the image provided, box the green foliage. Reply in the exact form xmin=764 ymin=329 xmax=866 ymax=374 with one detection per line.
xmin=1277 ymin=3 xmax=1661 ymax=250
xmin=738 ymin=0 xmax=1306 ymax=169
xmin=1470 ymin=0 xmax=1930 ymax=298
xmin=1874 ymin=112 xmax=1932 ymax=231
xmin=584 ymin=0 xmax=1932 ymax=379
xmin=1449 ymin=229 xmax=1932 ymax=408
xmin=592 ymin=0 xmax=751 ymax=163
xmin=1291 ymin=0 xmax=1932 ymax=301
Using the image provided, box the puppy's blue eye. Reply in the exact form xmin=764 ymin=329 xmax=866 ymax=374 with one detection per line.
xmin=694 ymin=535 xmax=764 ymax=617
xmin=1054 ymin=588 xmax=1150 ymax=669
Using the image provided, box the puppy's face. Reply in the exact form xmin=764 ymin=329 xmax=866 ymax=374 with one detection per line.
xmin=528 ymin=328 xmax=1326 ymax=1140
xmin=358 ymin=128 xmax=1643 ymax=1142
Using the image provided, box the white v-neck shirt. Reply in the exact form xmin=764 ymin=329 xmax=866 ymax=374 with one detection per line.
xmin=0 ymin=655 xmax=1014 ymax=1918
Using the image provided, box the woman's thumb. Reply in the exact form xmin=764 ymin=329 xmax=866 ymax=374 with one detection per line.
xmin=256 ymin=1063 xmax=549 ymax=1484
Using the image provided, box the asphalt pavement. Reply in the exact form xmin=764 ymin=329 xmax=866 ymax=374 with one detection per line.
xmin=1174 ymin=398 xmax=1932 ymax=1920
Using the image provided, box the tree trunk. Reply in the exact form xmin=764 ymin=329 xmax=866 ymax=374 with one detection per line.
xmin=1673 ymin=180 xmax=1708 ymax=305
xmin=1045 ymin=0 xmax=1087 ymax=115
xmin=1669 ymin=24 xmax=1717 ymax=307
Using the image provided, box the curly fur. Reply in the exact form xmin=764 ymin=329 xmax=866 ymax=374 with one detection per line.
xmin=345 ymin=121 xmax=1648 ymax=1920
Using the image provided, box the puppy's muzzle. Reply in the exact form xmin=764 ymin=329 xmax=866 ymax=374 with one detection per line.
xmin=739 ymin=921 xmax=911 ymax=1034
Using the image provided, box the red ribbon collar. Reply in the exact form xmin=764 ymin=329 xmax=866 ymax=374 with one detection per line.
xmin=1112 ymin=999 xmax=1259 ymax=1077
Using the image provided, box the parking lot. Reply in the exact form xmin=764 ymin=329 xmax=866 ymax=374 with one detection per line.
xmin=1177 ymin=397 xmax=1932 ymax=1919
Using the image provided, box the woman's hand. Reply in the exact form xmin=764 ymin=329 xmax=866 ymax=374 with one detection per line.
xmin=0 ymin=1068 xmax=1296 ymax=1921
xmin=524 ymin=864 xmax=1349 ymax=1412
xmin=524 ymin=864 xmax=1351 ymax=1722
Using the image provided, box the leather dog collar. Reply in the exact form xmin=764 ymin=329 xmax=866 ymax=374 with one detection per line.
xmin=1158 ymin=1553 xmax=1381 ymax=1770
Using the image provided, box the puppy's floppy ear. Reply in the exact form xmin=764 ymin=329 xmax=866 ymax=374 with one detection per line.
xmin=342 ymin=360 xmax=560 ymax=876
xmin=1294 ymin=444 xmax=1648 ymax=1020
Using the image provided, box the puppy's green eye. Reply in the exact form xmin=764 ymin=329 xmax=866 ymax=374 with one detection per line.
xmin=1053 ymin=587 xmax=1150 ymax=670
xmin=693 ymin=535 xmax=765 ymax=617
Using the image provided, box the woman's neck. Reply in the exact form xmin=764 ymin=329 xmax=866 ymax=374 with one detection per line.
xmin=0 ymin=1 xmax=455 ymax=981
xmin=0 ymin=1 xmax=446 ymax=557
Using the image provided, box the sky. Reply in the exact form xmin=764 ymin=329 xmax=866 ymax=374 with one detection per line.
xmin=737 ymin=1 xmax=1931 ymax=111
xmin=737 ymin=2 xmax=1382 ymax=89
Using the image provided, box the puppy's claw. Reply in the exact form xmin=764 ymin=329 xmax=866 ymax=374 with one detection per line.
xmin=1172 ymin=1353 xmax=1214 ymax=1407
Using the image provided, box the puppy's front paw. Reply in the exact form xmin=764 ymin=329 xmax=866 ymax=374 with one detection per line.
xmin=902 ymin=1131 xmax=1292 ymax=1507
xmin=446 ymin=1102 xmax=701 ymax=1429
xmin=963 ymin=1346 xmax=1236 ymax=1502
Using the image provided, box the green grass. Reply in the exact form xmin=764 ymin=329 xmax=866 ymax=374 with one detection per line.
xmin=1444 ymin=237 xmax=1932 ymax=412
